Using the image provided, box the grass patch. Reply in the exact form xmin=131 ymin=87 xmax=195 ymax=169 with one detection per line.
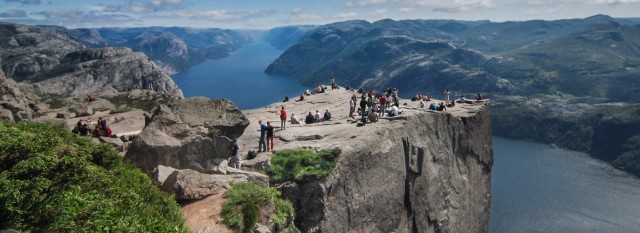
xmin=221 ymin=182 xmax=294 ymax=233
xmin=0 ymin=121 xmax=187 ymax=232
xmin=46 ymin=97 xmax=65 ymax=109
xmin=267 ymin=148 xmax=341 ymax=183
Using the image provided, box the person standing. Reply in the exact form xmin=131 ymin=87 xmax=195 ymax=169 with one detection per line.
xmin=266 ymin=121 xmax=275 ymax=152
xmin=444 ymin=89 xmax=450 ymax=103
xmin=359 ymin=95 xmax=368 ymax=125
xmin=349 ymin=95 xmax=356 ymax=119
xmin=379 ymin=94 xmax=387 ymax=116
xmin=280 ymin=106 xmax=287 ymax=130
xmin=258 ymin=120 xmax=267 ymax=152
xmin=231 ymin=140 xmax=241 ymax=168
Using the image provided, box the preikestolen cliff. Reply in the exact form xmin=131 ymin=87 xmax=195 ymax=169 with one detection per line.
xmin=1 ymin=2 xmax=640 ymax=232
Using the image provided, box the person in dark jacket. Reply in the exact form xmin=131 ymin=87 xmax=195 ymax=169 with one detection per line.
xmin=305 ymin=112 xmax=315 ymax=124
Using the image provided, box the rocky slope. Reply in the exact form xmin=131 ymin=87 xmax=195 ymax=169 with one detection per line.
xmin=35 ymin=47 xmax=183 ymax=97
xmin=236 ymin=89 xmax=493 ymax=232
xmin=0 ymin=22 xmax=184 ymax=98
xmin=0 ymin=61 xmax=34 ymax=121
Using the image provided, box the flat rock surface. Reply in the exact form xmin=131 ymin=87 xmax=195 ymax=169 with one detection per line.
xmin=236 ymin=89 xmax=486 ymax=160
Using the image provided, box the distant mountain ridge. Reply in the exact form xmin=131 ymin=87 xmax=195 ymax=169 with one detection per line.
xmin=0 ymin=22 xmax=183 ymax=98
xmin=264 ymin=14 xmax=640 ymax=176
xmin=42 ymin=26 xmax=255 ymax=75
xmin=266 ymin=15 xmax=640 ymax=100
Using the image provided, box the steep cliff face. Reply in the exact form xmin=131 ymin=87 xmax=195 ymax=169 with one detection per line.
xmin=236 ymin=89 xmax=493 ymax=232
xmin=281 ymin=108 xmax=492 ymax=232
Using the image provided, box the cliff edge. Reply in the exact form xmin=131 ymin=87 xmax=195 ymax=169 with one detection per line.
xmin=236 ymin=89 xmax=493 ymax=232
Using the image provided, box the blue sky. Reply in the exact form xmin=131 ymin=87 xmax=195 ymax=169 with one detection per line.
xmin=1 ymin=0 xmax=639 ymax=29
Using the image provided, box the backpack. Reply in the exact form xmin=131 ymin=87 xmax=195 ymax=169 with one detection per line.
xmin=247 ymin=150 xmax=257 ymax=159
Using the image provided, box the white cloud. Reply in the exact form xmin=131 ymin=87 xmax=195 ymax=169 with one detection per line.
xmin=404 ymin=0 xmax=493 ymax=12
xmin=522 ymin=5 xmax=567 ymax=16
xmin=171 ymin=9 xmax=277 ymax=22
xmin=30 ymin=9 xmax=138 ymax=27
xmin=589 ymin=0 xmax=640 ymax=4
xmin=0 ymin=9 xmax=28 ymax=18
xmin=4 ymin=0 xmax=41 ymax=5
xmin=398 ymin=7 xmax=417 ymax=12
xmin=151 ymin=0 xmax=182 ymax=7
xmin=346 ymin=0 xmax=391 ymax=7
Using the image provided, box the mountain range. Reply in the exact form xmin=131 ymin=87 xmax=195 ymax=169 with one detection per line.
xmin=265 ymin=15 xmax=640 ymax=176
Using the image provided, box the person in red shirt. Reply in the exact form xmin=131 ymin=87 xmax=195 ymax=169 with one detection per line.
xmin=379 ymin=95 xmax=387 ymax=117
xmin=280 ymin=106 xmax=287 ymax=130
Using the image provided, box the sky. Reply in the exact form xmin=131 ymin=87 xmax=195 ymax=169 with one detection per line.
xmin=0 ymin=0 xmax=639 ymax=29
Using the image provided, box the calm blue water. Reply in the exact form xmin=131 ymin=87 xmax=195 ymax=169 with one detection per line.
xmin=172 ymin=43 xmax=640 ymax=233
xmin=490 ymin=137 xmax=640 ymax=233
xmin=172 ymin=42 xmax=305 ymax=110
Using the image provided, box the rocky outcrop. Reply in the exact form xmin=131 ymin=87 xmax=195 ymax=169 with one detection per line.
xmin=277 ymin=107 xmax=493 ymax=233
xmin=158 ymin=166 xmax=248 ymax=201
xmin=35 ymin=47 xmax=184 ymax=98
xmin=0 ymin=57 xmax=34 ymax=121
xmin=1 ymin=22 xmax=184 ymax=98
xmin=236 ymin=90 xmax=493 ymax=233
xmin=0 ymin=22 xmax=85 ymax=82
xmin=124 ymin=97 xmax=249 ymax=173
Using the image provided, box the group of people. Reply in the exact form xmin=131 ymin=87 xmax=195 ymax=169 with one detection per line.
xmin=350 ymin=87 xmax=404 ymax=126
xmin=73 ymin=117 xmax=112 ymax=137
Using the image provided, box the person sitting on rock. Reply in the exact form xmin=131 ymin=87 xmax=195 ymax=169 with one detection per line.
xmin=314 ymin=110 xmax=321 ymax=122
xmin=389 ymin=105 xmax=402 ymax=117
xmin=323 ymin=109 xmax=332 ymax=121
xmin=297 ymin=94 xmax=305 ymax=101
xmin=305 ymin=112 xmax=315 ymax=124
xmin=437 ymin=102 xmax=447 ymax=111
xmin=429 ymin=102 xmax=437 ymax=110
xmin=78 ymin=120 xmax=89 ymax=136
xmin=304 ymin=89 xmax=311 ymax=96
xmin=476 ymin=93 xmax=483 ymax=100
xmin=290 ymin=114 xmax=300 ymax=124
xmin=368 ymin=109 xmax=379 ymax=122
xmin=419 ymin=101 xmax=425 ymax=109
xmin=283 ymin=96 xmax=289 ymax=102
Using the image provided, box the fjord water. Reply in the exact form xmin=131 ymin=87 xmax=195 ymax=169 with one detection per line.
xmin=172 ymin=42 xmax=305 ymax=110
xmin=172 ymin=42 xmax=640 ymax=232
xmin=490 ymin=137 xmax=640 ymax=233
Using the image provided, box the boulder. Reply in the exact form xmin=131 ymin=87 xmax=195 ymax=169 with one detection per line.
xmin=160 ymin=168 xmax=248 ymax=200
xmin=99 ymin=137 xmax=125 ymax=152
xmin=171 ymin=97 xmax=249 ymax=139
xmin=0 ymin=65 xmax=34 ymax=121
xmin=153 ymin=165 xmax=178 ymax=186
xmin=0 ymin=109 xmax=14 ymax=121
xmin=125 ymin=98 xmax=249 ymax=173
xmin=74 ymin=106 xmax=93 ymax=117
xmin=225 ymin=167 xmax=269 ymax=186
xmin=90 ymin=98 xmax=116 ymax=111
xmin=55 ymin=112 xmax=69 ymax=119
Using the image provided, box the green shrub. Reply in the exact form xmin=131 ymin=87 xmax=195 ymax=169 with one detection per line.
xmin=222 ymin=182 xmax=294 ymax=233
xmin=46 ymin=97 xmax=65 ymax=109
xmin=0 ymin=121 xmax=187 ymax=232
xmin=267 ymin=148 xmax=341 ymax=183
